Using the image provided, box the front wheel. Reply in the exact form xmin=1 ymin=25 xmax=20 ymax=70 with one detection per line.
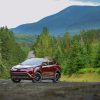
xmin=11 ymin=78 xmax=21 ymax=83
xmin=52 ymin=72 xmax=60 ymax=83
xmin=32 ymin=72 xmax=42 ymax=83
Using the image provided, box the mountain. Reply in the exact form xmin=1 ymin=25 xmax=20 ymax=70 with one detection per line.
xmin=11 ymin=6 xmax=100 ymax=35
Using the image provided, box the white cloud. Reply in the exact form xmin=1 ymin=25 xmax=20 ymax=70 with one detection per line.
xmin=72 ymin=0 xmax=100 ymax=3
xmin=0 ymin=0 xmax=96 ymax=28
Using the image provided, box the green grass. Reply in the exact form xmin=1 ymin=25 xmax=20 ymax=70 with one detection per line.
xmin=60 ymin=73 xmax=100 ymax=82
xmin=77 ymin=68 xmax=100 ymax=74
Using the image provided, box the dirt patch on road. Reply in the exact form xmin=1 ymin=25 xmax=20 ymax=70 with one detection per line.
xmin=0 ymin=80 xmax=100 ymax=100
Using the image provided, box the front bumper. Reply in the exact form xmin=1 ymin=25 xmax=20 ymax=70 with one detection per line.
xmin=10 ymin=71 xmax=34 ymax=80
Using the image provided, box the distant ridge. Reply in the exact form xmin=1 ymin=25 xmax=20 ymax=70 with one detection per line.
xmin=11 ymin=5 xmax=100 ymax=35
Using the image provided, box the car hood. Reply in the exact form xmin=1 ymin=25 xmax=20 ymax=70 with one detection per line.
xmin=12 ymin=64 xmax=38 ymax=69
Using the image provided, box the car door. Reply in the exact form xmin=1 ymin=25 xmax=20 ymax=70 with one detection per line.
xmin=41 ymin=62 xmax=50 ymax=77
xmin=48 ymin=62 xmax=55 ymax=77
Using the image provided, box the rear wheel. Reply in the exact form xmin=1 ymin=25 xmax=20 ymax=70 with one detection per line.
xmin=52 ymin=72 xmax=60 ymax=83
xmin=11 ymin=78 xmax=21 ymax=83
xmin=32 ymin=72 xmax=42 ymax=83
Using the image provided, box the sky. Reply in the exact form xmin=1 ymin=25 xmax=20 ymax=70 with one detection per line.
xmin=0 ymin=0 xmax=99 ymax=28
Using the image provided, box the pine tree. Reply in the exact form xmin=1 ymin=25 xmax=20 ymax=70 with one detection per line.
xmin=34 ymin=27 xmax=53 ymax=58
xmin=0 ymin=38 xmax=6 ymax=77
xmin=66 ymin=35 xmax=85 ymax=74
xmin=94 ymin=43 xmax=100 ymax=68
xmin=0 ymin=27 xmax=26 ymax=69
xmin=63 ymin=32 xmax=71 ymax=52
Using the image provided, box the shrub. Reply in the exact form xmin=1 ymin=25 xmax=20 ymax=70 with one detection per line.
xmin=77 ymin=68 xmax=100 ymax=74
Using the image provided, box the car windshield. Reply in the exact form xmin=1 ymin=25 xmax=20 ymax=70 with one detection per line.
xmin=21 ymin=58 xmax=44 ymax=66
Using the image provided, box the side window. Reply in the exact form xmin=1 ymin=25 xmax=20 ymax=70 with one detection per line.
xmin=48 ymin=62 xmax=54 ymax=65
xmin=42 ymin=62 xmax=48 ymax=66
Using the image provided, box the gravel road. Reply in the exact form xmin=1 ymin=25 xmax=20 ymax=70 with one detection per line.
xmin=0 ymin=80 xmax=100 ymax=100
xmin=27 ymin=51 xmax=35 ymax=59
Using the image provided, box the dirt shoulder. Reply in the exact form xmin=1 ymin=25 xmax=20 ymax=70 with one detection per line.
xmin=0 ymin=80 xmax=100 ymax=100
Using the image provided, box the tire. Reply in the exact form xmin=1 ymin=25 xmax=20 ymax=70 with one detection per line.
xmin=52 ymin=72 xmax=60 ymax=83
xmin=32 ymin=72 xmax=42 ymax=83
xmin=11 ymin=78 xmax=21 ymax=83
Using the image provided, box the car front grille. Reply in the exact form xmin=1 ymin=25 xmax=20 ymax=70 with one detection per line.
xmin=11 ymin=73 xmax=31 ymax=79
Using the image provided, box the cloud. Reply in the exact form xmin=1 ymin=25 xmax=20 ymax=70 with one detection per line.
xmin=0 ymin=0 xmax=98 ymax=28
xmin=72 ymin=0 xmax=100 ymax=3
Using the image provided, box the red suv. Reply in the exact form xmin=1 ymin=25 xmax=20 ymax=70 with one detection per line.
xmin=10 ymin=58 xmax=61 ymax=83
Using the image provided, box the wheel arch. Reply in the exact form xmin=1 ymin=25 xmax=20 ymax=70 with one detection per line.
xmin=36 ymin=70 xmax=42 ymax=74
xmin=55 ymin=70 xmax=61 ymax=77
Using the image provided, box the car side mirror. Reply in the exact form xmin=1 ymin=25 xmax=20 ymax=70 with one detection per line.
xmin=56 ymin=62 xmax=59 ymax=65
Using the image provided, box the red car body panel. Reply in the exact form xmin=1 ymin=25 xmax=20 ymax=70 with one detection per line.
xmin=10 ymin=58 xmax=61 ymax=80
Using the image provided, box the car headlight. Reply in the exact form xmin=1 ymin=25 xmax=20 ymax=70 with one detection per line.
xmin=11 ymin=67 xmax=17 ymax=71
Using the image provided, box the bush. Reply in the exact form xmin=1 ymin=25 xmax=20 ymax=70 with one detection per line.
xmin=77 ymin=68 xmax=100 ymax=74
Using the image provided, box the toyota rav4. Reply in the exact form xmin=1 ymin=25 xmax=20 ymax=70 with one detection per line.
xmin=10 ymin=58 xmax=61 ymax=83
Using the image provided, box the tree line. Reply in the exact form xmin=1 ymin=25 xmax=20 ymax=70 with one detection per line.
xmin=0 ymin=27 xmax=27 ymax=78
xmin=0 ymin=26 xmax=100 ymax=78
xmin=33 ymin=27 xmax=100 ymax=75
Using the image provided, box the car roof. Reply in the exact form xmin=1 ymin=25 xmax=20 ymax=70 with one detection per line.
xmin=27 ymin=58 xmax=51 ymax=62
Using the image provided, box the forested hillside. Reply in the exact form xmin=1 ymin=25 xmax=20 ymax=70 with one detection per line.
xmin=11 ymin=6 xmax=100 ymax=35
xmin=14 ymin=34 xmax=37 ymax=46
xmin=33 ymin=28 xmax=100 ymax=75
xmin=0 ymin=27 xmax=27 ymax=78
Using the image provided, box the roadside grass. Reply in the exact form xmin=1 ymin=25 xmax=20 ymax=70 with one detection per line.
xmin=60 ymin=73 xmax=100 ymax=82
